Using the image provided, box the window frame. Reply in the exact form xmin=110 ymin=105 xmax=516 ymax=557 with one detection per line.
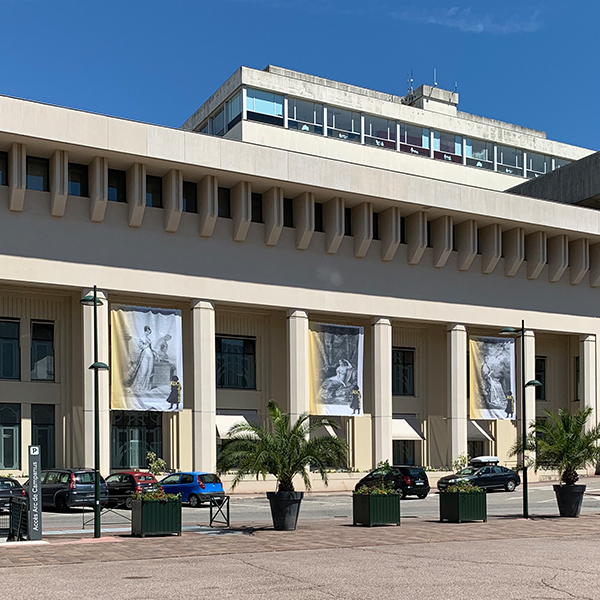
xmin=108 ymin=169 xmax=127 ymax=203
xmin=182 ymin=181 xmax=198 ymax=214
xmin=215 ymin=336 xmax=257 ymax=390
xmin=392 ymin=347 xmax=415 ymax=396
xmin=68 ymin=163 xmax=89 ymax=197
xmin=145 ymin=175 xmax=163 ymax=208
xmin=30 ymin=321 xmax=54 ymax=382
xmin=0 ymin=320 xmax=20 ymax=380
xmin=26 ymin=156 xmax=50 ymax=192
xmin=535 ymin=356 xmax=546 ymax=401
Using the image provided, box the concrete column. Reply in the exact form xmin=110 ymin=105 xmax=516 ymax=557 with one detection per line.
xmin=9 ymin=142 xmax=26 ymax=212
xmin=579 ymin=335 xmax=596 ymax=429
xmin=516 ymin=330 xmax=536 ymax=435
xmin=372 ymin=317 xmax=392 ymax=466
xmin=81 ymin=289 xmax=110 ymax=475
xmin=447 ymin=324 xmax=468 ymax=465
xmin=50 ymin=149 xmax=69 ymax=217
xmin=293 ymin=192 xmax=315 ymax=250
xmin=479 ymin=223 xmax=502 ymax=274
xmin=263 ymin=186 xmax=284 ymax=246
xmin=231 ymin=181 xmax=252 ymax=242
xmin=379 ymin=206 xmax=401 ymax=262
xmin=191 ymin=300 xmax=216 ymax=472
xmin=198 ymin=175 xmax=218 ymax=237
xmin=163 ymin=169 xmax=183 ymax=233
xmin=287 ymin=310 xmax=310 ymax=424
xmin=89 ymin=156 xmax=109 ymax=223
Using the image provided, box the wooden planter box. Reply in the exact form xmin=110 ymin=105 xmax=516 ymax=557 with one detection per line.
xmin=131 ymin=498 xmax=182 ymax=537
xmin=353 ymin=494 xmax=401 ymax=527
xmin=439 ymin=491 xmax=487 ymax=523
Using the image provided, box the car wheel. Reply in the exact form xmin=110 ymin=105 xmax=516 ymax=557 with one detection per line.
xmin=396 ymin=488 xmax=405 ymax=500
xmin=188 ymin=494 xmax=200 ymax=508
xmin=417 ymin=493 xmax=428 ymax=499
xmin=55 ymin=495 xmax=68 ymax=512
xmin=125 ymin=497 xmax=133 ymax=509
xmin=505 ymin=479 xmax=517 ymax=492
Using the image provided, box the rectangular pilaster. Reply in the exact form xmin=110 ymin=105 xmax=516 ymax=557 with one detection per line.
xmin=372 ymin=317 xmax=392 ymax=466
xmin=352 ymin=202 xmax=373 ymax=258
xmin=380 ymin=206 xmax=401 ymax=262
xmin=287 ymin=310 xmax=310 ymax=424
xmin=198 ymin=175 xmax=218 ymax=237
xmin=406 ymin=211 xmax=427 ymax=265
xmin=503 ymin=227 xmax=525 ymax=277
xmin=50 ymin=150 xmax=69 ymax=217
xmin=191 ymin=300 xmax=216 ymax=472
xmin=293 ymin=192 xmax=315 ymax=250
xmin=231 ymin=181 xmax=252 ymax=242
xmin=480 ymin=223 xmax=502 ymax=274
xmin=548 ymin=235 xmax=568 ymax=283
xmin=127 ymin=163 xmax=146 ymax=227
xmin=447 ymin=323 xmax=467 ymax=465
xmin=264 ymin=186 xmax=284 ymax=246
xmin=163 ymin=169 xmax=183 ymax=233
xmin=89 ymin=157 xmax=109 ymax=223
xmin=81 ymin=289 xmax=111 ymax=475
xmin=525 ymin=231 xmax=547 ymax=280
xmin=324 ymin=197 xmax=345 ymax=254
xmin=431 ymin=215 xmax=453 ymax=268
xmin=9 ymin=143 xmax=26 ymax=212
xmin=569 ymin=238 xmax=589 ymax=285
xmin=579 ymin=335 xmax=596 ymax=429
xmin=456 ymin=220 xmax=477 ymax=271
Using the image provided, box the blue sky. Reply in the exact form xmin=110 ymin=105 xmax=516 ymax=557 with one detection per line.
xmin=1 ymin=0 xmax=598 ymax=150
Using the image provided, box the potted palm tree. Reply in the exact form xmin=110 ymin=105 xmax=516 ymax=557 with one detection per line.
xmin=511 ymin=407 xmax=600 ymax=518
xmin=217 ymin=401 xmax=348 ymax=530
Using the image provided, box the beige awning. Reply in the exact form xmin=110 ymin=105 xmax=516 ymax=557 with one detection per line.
xmin=468 ymin=420 xmax=494 ymax=441
xmin=392 ymin=416 xmax=425 ymax=441
xmin=216 ymin=415 xmax=250 ymax=439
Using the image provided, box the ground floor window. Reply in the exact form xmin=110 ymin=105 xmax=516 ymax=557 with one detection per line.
xmin=111 ymin=411 xmax=162 ymax=470
xmin=468 ymin=440 xmax=486 ymax=458
xmin=0 ymin=403 xmax=20 ymax=469
xmin=32 ymin=404 xmax=55 ymax=469
xmin=393 ymin=440 xmax=415 ymax=466
xmin=216 ymin=336 xmax=256 ymax=389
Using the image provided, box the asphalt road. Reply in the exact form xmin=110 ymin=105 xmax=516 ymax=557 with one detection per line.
xmin=34 ymin=479 xmax=600 ymax=534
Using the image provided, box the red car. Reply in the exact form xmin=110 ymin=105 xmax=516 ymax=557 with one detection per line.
xmin=105 ymin=471 xmax=162 ymax=509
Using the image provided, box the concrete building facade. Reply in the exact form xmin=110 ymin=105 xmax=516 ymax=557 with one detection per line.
xmin=0 ymin=65 xmax=597 ymax=490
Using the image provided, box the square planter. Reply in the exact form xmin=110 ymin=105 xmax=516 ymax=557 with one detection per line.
xmin=353 ymin=494 xmax=401 ymax=527
xmin=131 ymin=498 xmax=182 ymax=537
xmin=439 ymin=491 xmax=487 ymax=523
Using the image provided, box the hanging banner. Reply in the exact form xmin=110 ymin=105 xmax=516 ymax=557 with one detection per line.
xmin=469 ymin=336 xmax=516 ymax=420
xmin=111 ymin=305 xmax=183 ymax=411
xmin=309 ymin=323 xmax=364 ymax=416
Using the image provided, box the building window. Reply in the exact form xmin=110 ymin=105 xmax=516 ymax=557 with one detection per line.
xmin=288 ymin=98 xmax=323 ymax=134
xmin=400 ymin=217 xmax=406 ymax=244
xmin=399 ymin=124 xmax=430 ymax=156
xmin=68 ymin=163 xmax=88 ymax=197
xmin=393 ymin=440 xmax=415 ymax=466
xmin=574 ymin=356 xmax=580 ymax=401
xmin=216 ymin=337 xmax=256 ymax=389
xmin=465 ymin=139 xmax=494 ymax=170
xmin=283 ymin=198 xmax=294 ymax=228
xmin=373 ymin=212 xmax=380 ymax=240
xmin=213 ymin=107 xmax=225 ymax=136
xmin=364 ymin=116 xmax=396 ymax=149
xmin=146 ymin=175 xmax=162 ymax=208
xmin=535 ymin=356 xmax=546 ymax=400
xmin=468 ymin=440 xmax=485 ymax=459
xmin=251 ymin=193 xmax=263 ymax=223
xmin=327 ymin=108 xmax=360 ymax=142
xmin=198 ymin=120 xmax=209 ymax=135
xmin=526 ymin=153 xmax=552 ymax=179
xmin=31 ymin=322 xmax=54 ymax=381
xmin=111 ymin=411 xmax=162 ymax=470
xmin=497 ymin=145 xmax=523 ymax=176
xmin=554 ymin=158 xmax=571 ymax=170
xmin=392 ymin=348 xmax=415 ymax=396
xmin=314 ymin=202 xmax=324 ymax=233
xmin=183 ymin=181 xmax=197 ymax=213
xmin=32 ymin=404 xmax=55 ymax=469
xmin=344 ymin=207 xmax=352 ymax=236
xmin=0 ymin=403 xmax=20 ymax=469
xmin=26 ymin=156 xmax=49 ymax=191
xmin=108 ymin=169 xmax=126 ymax=203
xmin=0 ymin=321 xmax=20 ymax=380
xmin=226 ymin=91 xmax=242 ymax=130
xmin=0 ymin=151 xmax=7 ymax=186
xmin=433 ymin=132 xmax=462 ymax=163
xmin=218 ymin=187 xmax=231 ymax=218
xmin=246 ymin=89 xmax=284 ymax=126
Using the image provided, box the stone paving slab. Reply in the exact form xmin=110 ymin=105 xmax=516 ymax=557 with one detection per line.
xmin=0 ymin=512 xmax=599 ymax=569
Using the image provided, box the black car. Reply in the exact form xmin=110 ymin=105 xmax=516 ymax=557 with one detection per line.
xmin=25 ymin=469 xmax=109 ymax=511
xmin=437 ymin=465 xmax=521 ymax=492
xmin=105 ymin=471 xmax=162 ymax=509
xmin=355 ymin=466 xmax=430 ymax=499
xmin=0 ymin=476 xmax=26 ymax=510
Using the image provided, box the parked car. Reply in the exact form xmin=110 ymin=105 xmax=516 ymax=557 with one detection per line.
xmin=25 ymin=469 xmax=109 ymax=511
xmin=0 ymin=476 xmax=27 ymax=510
xmin=160 ymin=472 xmax=225 ymax=507
xmin=105 ymin=471 xmax=162 ymax=509
xmin=437 ymin=459 xmax=521 ymax=492
xmin=354 ymin=466 xmax=431 ymax=499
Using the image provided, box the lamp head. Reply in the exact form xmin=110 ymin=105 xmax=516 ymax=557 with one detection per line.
xmin=525 ymin=379 xmax=542 ymax=388
xmin=79 ymin=295 xmax=104 ymax=307
xmin=89 ymin=362 xmax=110 ymax=371
xmin=499 ymin=327 xmax=518 ymax=335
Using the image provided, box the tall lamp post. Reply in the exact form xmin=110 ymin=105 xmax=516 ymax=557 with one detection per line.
xmin=79 ymin=286 xmax=109 ymax=538
xmin=500 ymin=320 xmax=541 ymax=520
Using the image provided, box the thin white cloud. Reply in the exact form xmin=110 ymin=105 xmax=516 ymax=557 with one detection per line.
xmin=389 ymin=6 xmax=542 ymax=34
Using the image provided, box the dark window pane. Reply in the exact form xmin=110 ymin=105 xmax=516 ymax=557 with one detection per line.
xmin=32 ymin=404 xmax=55 ymax=469
xmin=400 ymin=217 xmax=406 ymax=244
xmin=26 ymin=157 xmax=49 ymax=191
xmin=31 ymin=322 xmax=54 ymax=381
xmin=0 ymin=321 xmax=20 ymax=380
xmin=183 ymin=181 xmax=197 ymax=213
xmin=216 ymin=337 xmax=256 ymax=389
xmin=283 ymin=198 xmax=294 ymax=228
xmin=393 ymin=440 xmax=415 ymax=466
xmin=0 ymin=152 xmax=7 ymax=186
xmin=146 ymin=175 xmax=163 ymax=208
xmin=0 ymin=403 xmax=20 ymax=469
xmin=535 ymin=357 xmax=546 ymax=400
xmin=575 ymin=356 xmax=580 ymax=401
xmin=218 ymin=187 xmax=231 ymax=218
xmin=373 ymin=212 xmax=380 ymax=241
xmin=108 ymin=169 xmax=127 ymax=203
xmin=344 ymin=207 xmax=352 ymax=236
xmin=314 ymin=203 xmax=324 ymax=233
xmin=111 ymin=411 xmax=162 ymax=470
xmin=392 ymin=348 xmax=415 ymax=396
xmin=68 ymin=163 xmax=88 ymax=197
xmin=251 ymin=193 xmax=263 ymax=223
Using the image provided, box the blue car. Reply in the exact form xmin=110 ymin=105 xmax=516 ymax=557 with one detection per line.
xmin=160 ymin=472 xmax=225 ymax=507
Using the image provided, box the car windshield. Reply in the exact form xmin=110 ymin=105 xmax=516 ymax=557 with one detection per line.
xmin=200 ymin=474 xmax=220 ymax=484
xmin=457 ymin=467 xmax=479 ymax=476
xmin=75 ymin=472 xmax=95 ymax=484
xmin=408 ymin=469 xmax=425 ymax=477
xmin=137 ymin=475 xmax=156 ymax=482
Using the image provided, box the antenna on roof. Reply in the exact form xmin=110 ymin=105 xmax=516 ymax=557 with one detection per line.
xmin=429 ymin=68 xmax=438 ymax=98
xmin=406 ymin=69 xmax=414 ymax=96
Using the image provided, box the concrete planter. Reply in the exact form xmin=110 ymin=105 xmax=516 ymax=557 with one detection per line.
xmin=131 ymin=498 xmax=182 ymax=537
xmin=439 ymin=491 xmax=487 ymax=523
xmin=353 ymin=494 xmax=401 ymax=527
xmin=553 ymin=484 xmax=586 ymax=518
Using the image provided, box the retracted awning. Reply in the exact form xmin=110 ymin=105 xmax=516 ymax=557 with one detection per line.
xmin=468 ymin=420 xmax=494 ymax=441
xmin=216 ymin=415 xmax=251 ymax=439
xmin=392 ymin=416 xmax=425 ymax=441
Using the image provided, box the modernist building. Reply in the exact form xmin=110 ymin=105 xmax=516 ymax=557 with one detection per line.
xmin=0 ymin=65 xmax=597 ymax=483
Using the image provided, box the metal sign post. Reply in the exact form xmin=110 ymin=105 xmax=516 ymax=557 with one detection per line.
xmin=28 ymin=445 xmax=42 ymax=541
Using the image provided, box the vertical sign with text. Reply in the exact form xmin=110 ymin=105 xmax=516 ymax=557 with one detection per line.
xmin=28 ymin=445 xmax=42 ymax=541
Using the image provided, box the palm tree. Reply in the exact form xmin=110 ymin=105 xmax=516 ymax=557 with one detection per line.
xmin=511 ymin=407 xmax=600 ymax=485
xmin=217 ymin=400 xmax=349 ymax=492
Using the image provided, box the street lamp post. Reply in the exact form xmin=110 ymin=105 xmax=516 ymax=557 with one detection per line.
xmin=500 ymin=320 xmax=541 ymax=520
xmin=79 ymin=286 xmax=109 ymax=538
